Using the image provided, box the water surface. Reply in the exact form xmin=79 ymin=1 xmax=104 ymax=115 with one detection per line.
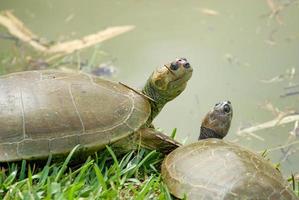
xmin=0 ymin=0 xmax=299 ymax=175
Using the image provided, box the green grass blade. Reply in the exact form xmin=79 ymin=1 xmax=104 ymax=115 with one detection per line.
xmin=160 ymin=182 xmax=173 ymax=200
xmin=55 ymin=145 xmax=80 ymax=182
xmin=93 ymin=164 xmax=107 ymax=191
xmin=134 ymin=150 xmax=156 ymax=174
xmin=27 ymin=165 xmax=32 ymax=188
xmin=106 ymin=146 xmax=120 ymax=178
xmin=73 ymin=158 xmax=93 ymax=183
xmin=261 ymin=149 xmax=268 ymax=158
xmin=119 ymin=151 xmax=134 ymax=169
xmin=19 ymin=160 xmax=26 ymax=181
xmin=39 ymin=165 xmax=50 ymax=187
xmin=135 ymin=176 xmax=155 ymax=200
xmin=291 ymin=173 xmax=296 ymax=191
xmin=170 ymin=128 xmax=177 ymax=139
xmin=45 ymin=177 xmax=51 ymax=200
xmin=3 ymin=170 xmax=17 ymax=188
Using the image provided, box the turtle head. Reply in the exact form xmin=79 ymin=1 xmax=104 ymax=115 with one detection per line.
xmin=142 ymin=58 xmax=193 ymax=126
xmin=149 ymin=58 xmax=193 ymax=101
xmin=199 ymin=101 xmax=233 ymax=140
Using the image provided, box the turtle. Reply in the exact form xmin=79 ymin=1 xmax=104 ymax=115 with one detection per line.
xmin=162 ymin=101 xmax=298 ymax=200
xmin=0 ymin=58 xmax=192 ymax=162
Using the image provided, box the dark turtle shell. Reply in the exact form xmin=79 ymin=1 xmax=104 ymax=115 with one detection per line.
xmin=162 ymin=139 xmax=298 ymax=200
xmin=0 ymin=70 xmax=150 ymax=162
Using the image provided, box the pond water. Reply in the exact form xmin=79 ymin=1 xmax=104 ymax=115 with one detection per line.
xmin=0 ymin=0 xmax=299 ymax=176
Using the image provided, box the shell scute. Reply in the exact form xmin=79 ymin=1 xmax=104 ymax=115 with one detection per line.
xmin=162 ymin=139 xmax=297 ymax=200
xmin=0 ymin=70 xmax=150 ymax=161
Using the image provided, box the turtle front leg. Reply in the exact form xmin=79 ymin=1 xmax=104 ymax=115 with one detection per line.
xmin=111 ymin=129 xmax=181 ymax=155
xmin=134 ymin=128 xmax=182 ymax=154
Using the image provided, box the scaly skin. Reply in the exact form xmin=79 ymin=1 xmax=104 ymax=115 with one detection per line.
xmin=142 ymin=58 xmax=193 ymax=126
xmin=199 ymin=101 xmax=233 ymax=139
xmin=111 ymin=58 xmax=192 ymax=154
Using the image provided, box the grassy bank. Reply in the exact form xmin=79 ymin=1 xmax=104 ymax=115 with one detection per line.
xmin=1 ymin=146 xmax=299 ymax=199
xmin=1 ymin=146 xmax=173 ymax=200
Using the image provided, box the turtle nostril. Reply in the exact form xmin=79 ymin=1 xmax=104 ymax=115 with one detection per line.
xmin=227 ymin=101 xmax=231 ymax=104
xmin=170 ymin=62 xmax=179 ymax=70
xmin=181 ymin=58 xmax=187 ymax=62
xmin=184 ymin=62 xmax=190 ymax=68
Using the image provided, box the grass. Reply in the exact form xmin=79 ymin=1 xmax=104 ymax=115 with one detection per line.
xmin=1 ymin=146 xmax=298 ymax=200
xmin=0 ymin=146 xmax=173 ymax=200
xmin=289 ymin=174 xmax=299 ymax=197
xmin=1 ymin=145 xmax=299 ymax=200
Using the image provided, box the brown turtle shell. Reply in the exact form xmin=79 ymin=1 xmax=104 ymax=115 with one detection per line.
xmin=0 ymin=70 xmax=150 ymax=162
xmin=162 ymin=139 xmax=298 ymax=200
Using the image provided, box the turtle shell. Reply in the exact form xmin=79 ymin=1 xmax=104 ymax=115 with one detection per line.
xmin=162 ymin=139 xmax=298 ymax=200
xmin=0 ymin=70 xmax=150 ymax=162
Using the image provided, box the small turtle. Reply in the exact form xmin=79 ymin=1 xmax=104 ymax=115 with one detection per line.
xmin=162 ymin=101 xmax=298 ymax=200
xmin=0 ymin=58 xmax=192 ymax=162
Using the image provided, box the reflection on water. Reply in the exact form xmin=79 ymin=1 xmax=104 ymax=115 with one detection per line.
xmin=0 ymin=0 xmax=298 ymax=175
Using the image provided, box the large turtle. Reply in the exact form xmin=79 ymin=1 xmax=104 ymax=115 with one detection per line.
xmin=162 ymin=101 xmax=298 ymax=200
xmin=0 ymin=58 xmax=192 ymax=162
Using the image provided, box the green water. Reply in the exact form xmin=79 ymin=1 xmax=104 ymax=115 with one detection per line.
xmin=0 ymin=0 xmax=299 ymax=175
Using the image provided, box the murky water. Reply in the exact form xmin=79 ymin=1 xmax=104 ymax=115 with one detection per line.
xmin=0 ymin=0 xmax=299 ymax=175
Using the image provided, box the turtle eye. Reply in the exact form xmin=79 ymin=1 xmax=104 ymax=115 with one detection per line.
xmin=184 ymin=62 xmax=190 ymax=68
xmin=170 ymin=62 xmax=179 ymax=70
xmin=223 ymin=104 xmax=230 ymax=113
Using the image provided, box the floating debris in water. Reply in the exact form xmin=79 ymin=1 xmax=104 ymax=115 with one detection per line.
xmin=281 ymin=81 xmax=299 ymax=98
xmin=258 ymin=140 xmax=299 ymax=153
xmin=261 ymin=74 xmax=284 ymax=83
xmin=0 ymin=32 xmax=18 ymax=42
xmin=266 ymin=0 xmax=284 ymax=25
xmin=265 ymin=28 xmax=279 ymax=46
xmin=27 ymin=57 xmax=50 ymax=70
xmin=261 ymin=67 xmax=296 ymax=83
xmin=279 ymin=146 xmax=296 ymax=163
xmin=281 ymin=90 xmax=299 ymax=98
xmin=286 ymin=68 xmax=296 ymax=79
xmin=238 ymin=112 xmax=299 ymax=136
xmin=200 ymin=8 xmax=220 ymax=16
xmin=290 ymin=120 xmax=299 ymax=137
xmin=238 ymin=102 xmax=299 ymax=142
xmin=285 ymin=34 xmax=299 ymax=43
xmin=262 ymin=0 xmax=298 ymax=26
xmin=224 ymin=53 xmax=235 ymax=64
xmin=224 ymin=53 xmax=250 ymax=67
xmin=265 ymin=39 xmax=277 ymax=46
xmin=59 ymin=59 xmax=118 ymax=77
xmin=237 ymin=122 xmax=265 ymax=141
xmin=0 ymin=10 xmax=135 ymax=56
xmin=65 ymin=14 xmax=75 ymax=23
xmin=285 ymin=83 xmax=299 ymax=90
xmin=90 ymin=62 xmax=118 ymax=77
xmin=277 ymin=120 xmax=299 ymax=162
xmin=259 ymin=100 xmax=281 ymax=116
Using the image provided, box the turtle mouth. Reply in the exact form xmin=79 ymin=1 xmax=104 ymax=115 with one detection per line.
xmin=216 ymin=110 xmax=231 ymax=118
xmin=169 ymin=69 xmax=193 ymax=86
